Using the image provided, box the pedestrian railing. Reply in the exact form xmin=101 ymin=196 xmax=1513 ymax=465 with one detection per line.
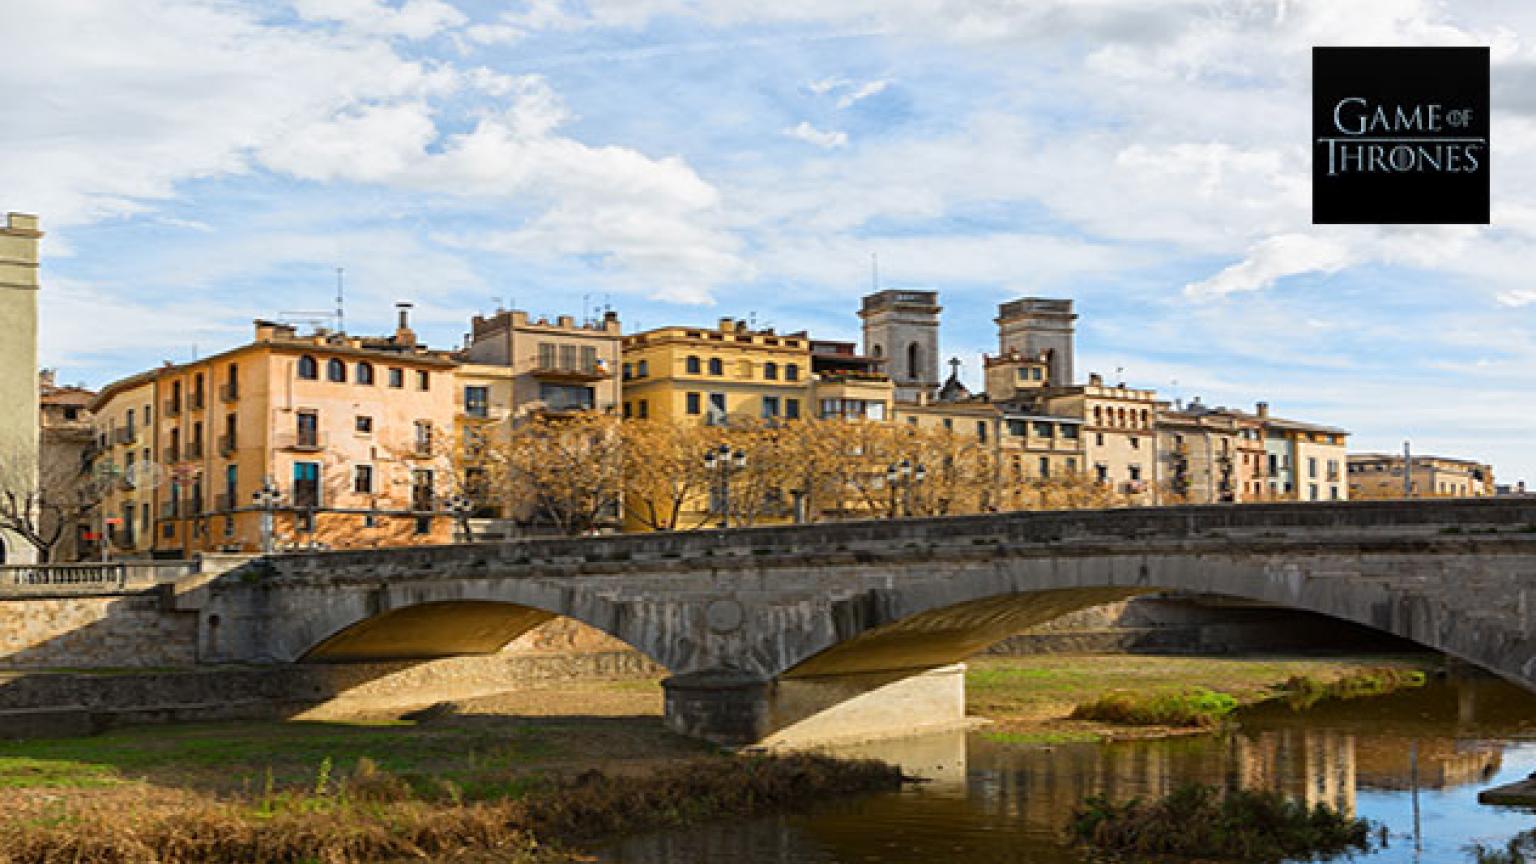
xmin=0 ymin=561 xmax=200 ymax=592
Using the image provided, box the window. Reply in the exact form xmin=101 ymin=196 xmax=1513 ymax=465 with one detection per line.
xmin=685 ymin=355 xmax=701 ymax=374
xmin=224 ymin=465 xmax=237 ymax=502
xmin=1308 ymin=457 xmax=1318 ymax=478
xmin=1061 ymin=425 xmax=1079 ymax=440
xmin=1065 ymin=457 xmax=1077 ymax=473
xmin=785 ymin=398 xmax=800 ymax=420
xmin=1309 ymin=483 xmax=1319 ymax=501
xmin=355 ymin=415 xmax=373 ymax=434
xmin=226 ymin=363 xmax=239 ymax=399
xmin=1095 ymin=464 xmax=1109 ymax=483
xmin=686 ymin=392 xmax=701 ymax=415
xmin=707 ymin=357 xmax=723 ymax=376
xmin=464 ymin=386 xmax=489 ymax=418
xmin=1039 ymin=457 xmax=1051 ymax=478
xmin=388 ymin=367 xmax=404 ymax=388
xmin=706 ymin=393 xmax=727 ymax=425
xmin=623 ymin=401 xmax=632 ymax=418
xmin=580 ymin=345 xmax=598 ymax=374
xmin=942 ymin=418 xmax=953 ymax=431
xmin=785 ymin=363 xmax=800 ymax=381
xmin=416 ymin=370 xmax=430 ymax=391
xmin=764 ymin=362 xmax=778 ymax=380
xmin=977 ymin=421 xmax=988 ymax=443
xmin=192 ymin=372 xmax=205 ymax=408
xmin=293 ymin=462 xmax=320 ymax=508
xmin=636 ymin=359 xmax=649 ymax=378
xmin=539 ymin=383 xmax=594 ymax=411
xmin=296 ymin=411 xmax=319 ymax=447
xmin=354 ymin=465 xmax=374 ymax=494
xmin=867 ymin=402 xmax=885 ymax=421
xmin=297 ymin=356 xmax=318 ymax=380
xmin=638 ymin=399 xmax=649 ymax=419
xmin=1129 ymin=464 xmax=1142 ymax=482
xmin=1129 ymin=436 xmax=1140 ymax=449
xmin=1095 ymin=432 xmax=1105 ymax=446
xmin=907 ymin=342 xmax=921 ymax=380
xmin=622 ymin=363 xmax=633 ymax=381
xmin=762 ymin=396 xmax=781 ymax=419
xmin=1033 ymin=421 xmax=1052 ymax=437
xmin=356 ymin=362 xmax=374 ymax=385
xmin=411 ymin=469 xmax=434 ymax=512
xmin=414 ymin=421 xmax=433 ymax=454
xmin=538 ymin=342 xmax=556 ymax=369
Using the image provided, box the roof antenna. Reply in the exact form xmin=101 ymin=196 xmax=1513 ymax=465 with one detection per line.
xmin=335 ymin=266 xmax=345 ymax=335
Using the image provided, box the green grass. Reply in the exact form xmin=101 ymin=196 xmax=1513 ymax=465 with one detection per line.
xmin=1069 ymin=687 xmax=1239 ymax=729
xmin=981 ymin=729 xmax=1102 ymax=745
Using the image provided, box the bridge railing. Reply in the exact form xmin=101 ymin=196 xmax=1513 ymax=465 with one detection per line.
xmin=0 ymin=561 xmax=200 ymax=593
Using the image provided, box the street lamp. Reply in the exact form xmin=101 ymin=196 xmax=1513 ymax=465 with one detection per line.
xmin=446 ymin=493 xmax=474 ymax=542
xmin=251 ymin=478 xmax=282 ymax=555
xmin=703 ymin=443 xmax=747 ymax=529
xmin=885 ymin=459 xmax=927 ymax=519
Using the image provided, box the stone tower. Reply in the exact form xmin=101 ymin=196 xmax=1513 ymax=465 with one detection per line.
xmin=859 ymin=289 xmax=941 ymax=403
xmin=0 ymin=213 xmax=42 ymax=564
xmin=996 ymin=298 xmax=1076 ymax=388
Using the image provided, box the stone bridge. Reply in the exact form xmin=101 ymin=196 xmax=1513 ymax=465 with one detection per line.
xmin=181 ymin=499 xmax=1536 ymax=746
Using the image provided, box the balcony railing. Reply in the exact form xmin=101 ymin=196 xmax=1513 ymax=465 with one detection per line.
xmin=275 ymin=431 xmax=326 ymax=452
xmin=219 ymin=382 xmax=239 ymax=402
xmin=214 ymin=492 xmax=236 ymax=511
xmin=190 ymin=391 xmax=205 ymax=410
xmin=112 ymin=427 xmax=137 ymax=445
xmin=163 ymin=446 xmax=180 ymax=464
xmin=218 ymin=434 xmax=236 ymax=457
xmin=529 ymin=361 xmax=609 ymax=382
xmin=183 ymin=441 xmax=204 ymax=460
xmin=164 ymin=398 xmax=181 ymax=417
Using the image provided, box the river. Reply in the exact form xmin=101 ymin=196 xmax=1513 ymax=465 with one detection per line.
xmin=597 ymin=674 xmax=1536 ymax=863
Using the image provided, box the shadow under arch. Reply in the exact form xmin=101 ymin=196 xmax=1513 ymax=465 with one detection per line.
xmin=300 ymin=599 xmax=672 ymax=671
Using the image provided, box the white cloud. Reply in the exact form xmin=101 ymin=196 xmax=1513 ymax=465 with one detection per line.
xmin=1184 ymin=234 xmax=1355 ymax=299
xmin=782 ymin=121 xmax=848 ymax=149
xmin=836 ymin=78 xmax=888 ymax=108
xmin=292 ymin=0 xmax=467 ymax=39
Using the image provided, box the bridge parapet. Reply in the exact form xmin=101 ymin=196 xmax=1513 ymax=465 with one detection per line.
xmin=0 ymin=561 xmax=201 ymax=596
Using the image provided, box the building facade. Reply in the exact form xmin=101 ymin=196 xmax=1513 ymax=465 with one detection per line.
xmin=0 ymin=213 xmax=42 ymax=564
xmin=1348 ymin=453 xmax=1495 ymax=499
xmin=621 ymin=318 xmax=810 ymax=426
xmin=461 ymin=309 xmax=622 ymax=418
xmin=860 ymin=290 xmax=941 ymax=403
xmin=90 ymin=313 xmax=458 ymax=555
xmin=38 ymin=371 xmax=95 ymax=561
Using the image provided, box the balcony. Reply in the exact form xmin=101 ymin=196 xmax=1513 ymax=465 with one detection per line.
xmin=183 ymin=441 xmax=204 ymax=460
xmin=219 ymin=382 xmax=239 ymax=402
xmin=218 ymin=434 xmax=237 ymax=457
xmin=529 ymin=361 xmax=610 ymax=383
xmin=112 ymin=427 xmax=137 ymax=446
xmin=180 ymin=499 xmax=202 ymax=518
xmin=275 ymin=431 xmax=326 ymax=452
xmin=214 ymin=492 xmax=236 ymax=511
xmin=164 ymin=398 xmax=181 ymax=417
xmin=190 ymin=391 xmax=206 ymax=411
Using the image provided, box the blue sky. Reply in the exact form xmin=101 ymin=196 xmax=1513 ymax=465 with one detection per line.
xmin=6 ymin=0 xmax=1535 ymax=482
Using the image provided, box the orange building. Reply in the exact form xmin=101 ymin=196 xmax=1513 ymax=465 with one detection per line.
xmin=90 ymin=308 xmax=457 ymax=555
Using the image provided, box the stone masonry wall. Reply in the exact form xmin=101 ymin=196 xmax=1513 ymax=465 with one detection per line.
xmin=0 ymin=590 xmax=197 ymax=668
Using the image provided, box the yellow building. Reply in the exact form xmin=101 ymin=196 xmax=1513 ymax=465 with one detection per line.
xmin=1348 ymin=452 xmax=1494 ymax=499
xmin=621 ymin=317 xmax=810 ymax=426
xmin=0 ymin=213 xmax=42 ymax=564
xmin=90 ymin=310 xmax=458 ymax=555
xmin=808 ymin=338 xmax=893 ymax=422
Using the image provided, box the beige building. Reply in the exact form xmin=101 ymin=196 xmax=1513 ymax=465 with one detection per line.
xmin=0 ymin=213 xmax=42 ymax=564
xmin=38 ymin=371 xmax=96 ymax=561
xmin=1157 ymin=402 xmax=1243 ymax=504
xmin=90 ymin=310 xmax=459 ymax=555
xmin=461 ymin=309 xmax=622 ymax=419
xmin=1282 ymin=419 xmax=1349 ymax=502
xmin=1348 ymin=453 xmax=1495 ymax=499
xmin=1043 ymin=375 xmax=1158 ymax=505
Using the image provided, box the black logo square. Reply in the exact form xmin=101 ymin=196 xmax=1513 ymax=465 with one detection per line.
xmin=1313 ymin=47 xmax=1489 ymax=224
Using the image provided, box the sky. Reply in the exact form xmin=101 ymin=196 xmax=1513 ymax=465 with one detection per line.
xmin=5 ymin=0 xmax=1535 ymax=483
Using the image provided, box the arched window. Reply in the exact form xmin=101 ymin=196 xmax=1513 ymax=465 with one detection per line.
xmin=685 ymin=355 xmax=701 ymax=374
xmin=764 ymin=362 xmax=778 ymax=380
xmin=708 ymin=357 xmax=723 ymax=376
xmin=872 ymin=344 xmax=883 ymax=358
xmin=907 ymin=342 xmax=921 ymax=380
xmin=297 ymin=356 xmax=318 ymax=380
xmin=356 ymin=362 xmax=374 ymax=385
xmin=326 ymin=358 xmax=346 ymax=383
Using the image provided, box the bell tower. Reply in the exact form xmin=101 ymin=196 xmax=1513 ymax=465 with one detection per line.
xmin=0 ymin=212 xmax=42 ymax=564
xmin=859 ymin=289 xmax=941 ymax=403
xmin=996 ymin=297 xmax=1076 ymax=388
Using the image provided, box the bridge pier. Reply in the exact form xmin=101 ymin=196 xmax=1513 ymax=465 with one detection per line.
xmin=662 ymin=664 xmax=967 ymax=748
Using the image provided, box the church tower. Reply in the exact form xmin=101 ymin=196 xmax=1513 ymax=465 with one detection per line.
xmin=0 ymin=213 xmax=41 ymax=564
xmin=860 ymin=289 xmax=941 ymax=403
xmin=996 ymin=298 xmax=1076 ymax=388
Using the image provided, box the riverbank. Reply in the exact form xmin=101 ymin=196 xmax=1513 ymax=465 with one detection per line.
xmin=0 ymin=653 xmax=1442 ymax=861
xmin=966 ymin=653 xmax=1437 ymax=743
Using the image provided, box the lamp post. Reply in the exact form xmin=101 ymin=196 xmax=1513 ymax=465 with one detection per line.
xmin=703 ymin=444 xmax=747 ymax=529
xmin=885 ymin=459 xmax=927 ymax=519
xmin=251 ymin=478 xmax=282 ymax=555
xmin=446 ymin=493 xmax=474 ymax=542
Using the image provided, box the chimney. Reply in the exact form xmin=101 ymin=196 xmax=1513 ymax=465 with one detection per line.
xmin=718 ymin=317 xmax=734 ymax=333
xmin=1255 ymin=401 xmax=1269 ymax=418
xmin=1088 ymin=372 xmax=1103 ymax=386
xmin=557 ymin=314 xmax=574 ymax=328
xmin=38 ymin=369 xmax=56 ymax=391
xmin=394 ymin=302 xmax=417 ymax=347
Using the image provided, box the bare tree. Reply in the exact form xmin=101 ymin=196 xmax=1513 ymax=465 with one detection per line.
xmin=0 ymin=444 xmax=102 ymax=563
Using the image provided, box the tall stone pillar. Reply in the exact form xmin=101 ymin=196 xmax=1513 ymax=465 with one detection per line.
xmin=0 ymin=213 xmax=42 ymax=565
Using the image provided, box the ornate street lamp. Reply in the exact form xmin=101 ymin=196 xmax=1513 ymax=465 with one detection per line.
xmin=704 ymin=444 xmax=747 ymax=529
xmin=251 ymin=478 xmax=283 ymax=555
xmin=885 ymin=459 xmax=927 ymax=519
xmin=446 ymin=493 xmax=475 ymax=542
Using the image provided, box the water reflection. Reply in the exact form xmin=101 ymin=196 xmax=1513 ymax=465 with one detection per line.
xmin=597 ymin=677 xmax=1536 ymax=864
